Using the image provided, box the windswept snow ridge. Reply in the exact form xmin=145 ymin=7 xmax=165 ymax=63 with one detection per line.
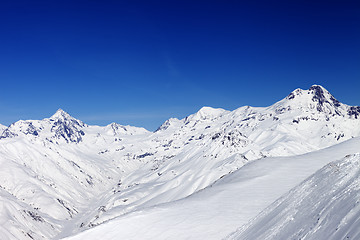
xmin=0 ymin=85 xmax=359 ymax=240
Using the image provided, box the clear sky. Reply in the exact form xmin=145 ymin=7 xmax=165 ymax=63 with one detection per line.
xmin=1 ymin=1 xmax=359 ymax=131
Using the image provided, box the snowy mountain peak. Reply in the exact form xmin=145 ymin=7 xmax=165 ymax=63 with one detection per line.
xmin=275 ymin=84 xmax=353 ymax=117
xmin=285 ymin=85 xmax=338 ymax=105
xmin=50 ymin=109 xmax=77 ymax=121
xmin=46 ymin=109 xmax=87 ymax=143
xmin=49 ymin=109 xmax=86 ymax=128
xmin=308 ymin=85 xmax=341 ymax=109
xmin=185 ymin=106 xmax=228 ymax=123
xmin=0 ymin=109 xmax=87 ymax=143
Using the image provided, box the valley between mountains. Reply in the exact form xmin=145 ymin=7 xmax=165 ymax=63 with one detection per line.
xmin=0 ymin=85 xmax=359 ymax=240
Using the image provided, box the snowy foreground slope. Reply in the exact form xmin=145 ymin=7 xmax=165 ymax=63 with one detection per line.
xmin=64 ymin=137 xmax=360 ymax=240
xmin=226 ymin=152 xmax=360 ymax=240
xmin=0 ymin=85 xmax=360 ymax=239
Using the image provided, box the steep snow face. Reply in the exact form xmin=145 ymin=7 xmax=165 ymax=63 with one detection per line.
xmin=227 ymin=153 xmax=360 ymax=240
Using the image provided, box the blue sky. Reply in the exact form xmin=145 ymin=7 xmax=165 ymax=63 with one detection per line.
xmin=1 ymin=1 xmax=359 ymax=131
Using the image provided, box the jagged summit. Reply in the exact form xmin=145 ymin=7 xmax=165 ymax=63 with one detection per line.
xmin=305 ymin=85 xmax=340 ymax=107
xmin=308 ymin=84 xmax=341 ymax=107
xmin=47 ymin=109 xmax=86 ymax=143
xmin=50 ymin=108 xmax=86 ymax=127
xmin=272 ymin=84 xmax=360 ymax=118
xmin=285 ymin=85 xmax=337 ymax=103
xmin=50 ymin=108 xmax=76 ymax=121
xmin=0 ymin=109 xmax=87 ymax=143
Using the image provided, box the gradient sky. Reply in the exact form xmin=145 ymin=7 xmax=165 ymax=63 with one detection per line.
xmin=1 ymin=1 xmax=359 ymax=130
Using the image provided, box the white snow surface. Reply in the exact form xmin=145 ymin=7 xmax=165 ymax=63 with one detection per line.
xmin=226 ymin=152 xmax=360 ymax=240
xmin=0 ymin=85 xmax=359 ymax=239
xmin=64 ymin=137 xmax=360 ymax=240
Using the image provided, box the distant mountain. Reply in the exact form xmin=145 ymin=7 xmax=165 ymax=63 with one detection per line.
xmin=0 ymin=108 xmax=148 ymax=143
xmin=154 ymin=85 xmax=360 ymax=158
xmin=0 ymin=85 xmax=359 ymax=240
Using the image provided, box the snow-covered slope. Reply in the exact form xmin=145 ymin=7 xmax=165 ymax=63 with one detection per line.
xmin=0 ymin=110 xmax=151 ymax=239
xmin=75 ymin=85 xmax=360 ymax=230
xmin=64 ymin=137 xmax=360 ymax=240
xmin=226 ymin=152 xmax=360 ymax=240
xmin=0 ymin=85 xmax=359 ymax=240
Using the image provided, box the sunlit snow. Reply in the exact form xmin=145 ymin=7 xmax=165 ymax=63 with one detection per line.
xmin=0 ymin=85 xmax=359 ymax=240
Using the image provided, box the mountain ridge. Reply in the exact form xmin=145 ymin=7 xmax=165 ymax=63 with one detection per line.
xmin=0 ymin=85 xmax=359 ymax=240
xmin=1 ymin=85 xmax=359 ymax=139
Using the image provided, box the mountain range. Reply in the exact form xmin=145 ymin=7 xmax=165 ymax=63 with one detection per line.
xmin=0 ymin=85 xmax=359 ymax=240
